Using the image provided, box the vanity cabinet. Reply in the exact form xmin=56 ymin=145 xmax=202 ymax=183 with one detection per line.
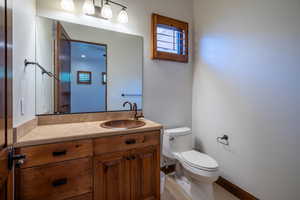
xmin=15 ymin=130 xmax=161 ymax=200
xmin=131 ymin=146 xmax=160 ymax=200
xmin=16 ymin=158 xmax=93 ymax=200
xmin=94 ymin=145 xmax=160 ymax=200
xmin=94 ymin=151 xmax=131 ymax=200
xmin=16 ymin=140 xmax=93 ymax=168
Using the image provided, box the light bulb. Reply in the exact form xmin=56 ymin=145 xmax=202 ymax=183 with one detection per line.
xmin=101 ymin=3 xmax=113 ymax=19
xmin=83 ymin=0 xmax=95 ymax=14
xmin=61 ymin=0 xmax=75 ymax=11
xmin=118 ymin=8 xmax=128 ymax=23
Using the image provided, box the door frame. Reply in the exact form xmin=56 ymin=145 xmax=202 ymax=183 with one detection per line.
xmin=54 ymin=22 xmax=72 ymax=114
xmin=0 ymin=0 xmax=13 ymax=199
xmin=5 ymin=0 xmax=12 ymax=148
xmin=69 ymin=39 xmax=108 ymax=112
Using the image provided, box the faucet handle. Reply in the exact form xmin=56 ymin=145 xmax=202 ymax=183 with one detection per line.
xmin=133 ymin=103 xmax=137 ymax=109
xmin=136 ymin=111 xmax=144 ymax=120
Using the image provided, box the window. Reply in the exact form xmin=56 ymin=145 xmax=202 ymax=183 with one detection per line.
xmin=77 ymin=71 xmax=92 ymax=84
xmin=151 ymin=13 xmax=189 ymax=63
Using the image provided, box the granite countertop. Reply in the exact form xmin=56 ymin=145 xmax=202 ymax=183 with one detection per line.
xmin=15 ymin=119 xmax=163 ymax=148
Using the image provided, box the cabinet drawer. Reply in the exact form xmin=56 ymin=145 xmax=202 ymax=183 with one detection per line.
xmin=18 ymin=140 xmax=93 ymax=168
xmin=65 ymin=193 xmax=92 ymax=200
xmin=94 ymin=131 xmax=160 ymax=155
xmin=16 ymin=158 xmax=93 ymax=200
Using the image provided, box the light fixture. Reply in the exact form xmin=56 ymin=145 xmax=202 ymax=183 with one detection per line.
xmin=101 ymin=1 xmax=113 ymax=19
xmin=61 ymin=0 xmax=129 ymax=23
xmin=117 ymin=8 xmax=128 ymax=23
xmin=83 ymin=0 xmax=95 ymax=14
xmin=60 ymin=0 xmax=75 ymax=11
xmin=81 ymin=54 xmax=86 ymax=58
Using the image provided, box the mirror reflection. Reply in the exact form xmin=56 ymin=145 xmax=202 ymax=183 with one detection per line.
xmin=35 ymin=17 xmax=143 ymax=115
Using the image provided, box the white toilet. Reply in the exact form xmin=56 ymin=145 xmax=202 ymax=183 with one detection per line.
xmin=163 ymin=127 xmax=219 ymax=200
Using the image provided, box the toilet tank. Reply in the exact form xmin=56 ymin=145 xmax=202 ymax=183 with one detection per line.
xmin=163 ymin=127 xmax=193 ymax=159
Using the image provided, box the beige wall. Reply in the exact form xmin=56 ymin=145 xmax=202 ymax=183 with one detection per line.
xmin=35 ymin=17 xmax=55 ymax=115
xmin=13 ymin=0 xmax=36 ymax=127
xmin=192 ymin=0 xmax=300 ymax=199
xmin=33 ymin=0 xmax=194 ymax=128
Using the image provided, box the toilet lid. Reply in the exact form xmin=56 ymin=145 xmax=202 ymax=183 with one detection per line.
xmin=180 ymin=150 xmax=218 ymax=171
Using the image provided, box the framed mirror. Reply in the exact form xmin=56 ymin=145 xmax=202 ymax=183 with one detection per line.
xmin=35 ymin=17 xmax=143 ymax=115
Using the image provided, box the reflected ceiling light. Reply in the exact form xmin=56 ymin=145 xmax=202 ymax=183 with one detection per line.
xmin=60 ymin=0 xmax=75 ymax=11
xmin=81 ymin=54 xmax=86 ymax=58
xmin=101 ymin=1 xmax=113 ymax=19
xmin=117 ymin=8 xmax=128 ymax=23
xmin=83 ymin=0 xmax=95 ymax=14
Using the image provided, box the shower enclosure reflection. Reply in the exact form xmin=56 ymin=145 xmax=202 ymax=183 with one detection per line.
xmin=35 ymin=17 xmax=143 ymax=115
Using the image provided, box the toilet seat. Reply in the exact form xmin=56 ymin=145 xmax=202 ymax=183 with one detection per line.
xmin=175 ymin=153 xmax=219 ymax=182
xmin=179 ymin=150 xmax=219 ymax=172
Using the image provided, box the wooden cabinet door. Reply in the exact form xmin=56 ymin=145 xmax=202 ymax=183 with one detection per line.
xmin=0 ymin=150 xmax=13 ymax=200
xmin=94 ymin=151 xmax=131 ymax=200
xmin=16 ymin=158 xmax=93 ymax=200
xmin=131 ymin=146 xmax=160 ymax=200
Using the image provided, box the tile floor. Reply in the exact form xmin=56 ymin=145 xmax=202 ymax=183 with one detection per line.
xmin=161 ymin=175 xmax=239 ymax=200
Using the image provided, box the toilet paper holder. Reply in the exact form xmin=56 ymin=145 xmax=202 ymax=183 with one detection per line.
xmin=217 ymin=135 xmax=229 ymax=145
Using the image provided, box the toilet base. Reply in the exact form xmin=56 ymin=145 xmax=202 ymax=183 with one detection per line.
xmin=190 ymin=181 xmax=215 ymax=200
xmin=175 ymin=175 xmax=215 ymax=200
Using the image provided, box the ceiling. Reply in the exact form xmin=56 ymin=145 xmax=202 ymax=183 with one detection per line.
xmin=71 ymin=41 xmax=106 ymax=62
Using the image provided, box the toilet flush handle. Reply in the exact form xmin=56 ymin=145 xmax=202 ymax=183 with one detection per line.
xmin=169 ymin=136 xmax=175 ymax=142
